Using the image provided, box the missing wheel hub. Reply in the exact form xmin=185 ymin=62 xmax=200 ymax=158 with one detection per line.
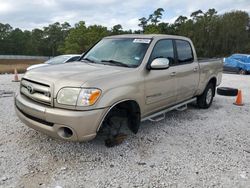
xmin=105 ymin=133 xmax=128 ymax=147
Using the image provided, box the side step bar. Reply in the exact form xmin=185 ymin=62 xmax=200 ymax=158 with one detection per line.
xmin=141 ymin=98 xmax=196 ymax=122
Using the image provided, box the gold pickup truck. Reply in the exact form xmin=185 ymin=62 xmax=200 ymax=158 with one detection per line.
xmin=15 ymin=34 xmax=223 ymax=143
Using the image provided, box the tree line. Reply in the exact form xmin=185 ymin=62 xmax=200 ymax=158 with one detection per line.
xmin=0 ymin=8 xmax=249 ymax=58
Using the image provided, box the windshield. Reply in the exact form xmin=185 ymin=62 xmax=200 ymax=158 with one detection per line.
xmin=82 ymin=38 xmax=151 ymax=67
xmin=45 ymin=55 xmax=70 ymax=64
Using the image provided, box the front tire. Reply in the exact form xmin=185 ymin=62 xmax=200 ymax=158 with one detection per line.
xmin=197 ymin=83 xmax=215 ymax=109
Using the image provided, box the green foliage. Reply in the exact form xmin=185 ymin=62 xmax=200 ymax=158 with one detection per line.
xmin=0 ymin=22 xmax=71 ymax=56
xmin=142 ymin=8 xmax=250 ymax=57
xmin=138 ymin=17 xmax=148 ymax=31
xmin=151 ymin=8 xmax=165 ymax=25
xmin=0 ymin=8 xmax=249 ymax=58
xmin=43 ymin=22 xmax=71 ymax=56
xmin=0 ymin=23 xmax=13 ymax=54
xmin=144 ymin=25 xmax=161 ymax=34
xmin=8 ymin=29 xmax=30 ymax=55
xmin=59 ymin=21 xmax=110 ymax=54
xmin=30 ymin=29 xmax=47 ymax=55
xmin=175 ymin=9 xmax=250 ymax=57
xmin=111 ymin=24 xmax=123 ymax=35
xmin=219 ymin=11 xmax=249 ymax=55
xmin=138 ymin=8 xmax=165 ymax=33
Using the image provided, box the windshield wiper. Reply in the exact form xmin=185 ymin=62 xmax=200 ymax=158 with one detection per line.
xmin=101 ymin=60 xmax=131 ymax=67
xmin=81 ymin=58 xmax=97 ymax=64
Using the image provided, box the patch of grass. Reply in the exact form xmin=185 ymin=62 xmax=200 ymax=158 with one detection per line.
xmin=0 ymin=59 xmax=44 ymax=74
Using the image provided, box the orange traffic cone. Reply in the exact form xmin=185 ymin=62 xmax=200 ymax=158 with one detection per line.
xmin=234 ymin=89 xmax=243 ymax=106
xmin=12 ymin=68 xmax=20 ymax=82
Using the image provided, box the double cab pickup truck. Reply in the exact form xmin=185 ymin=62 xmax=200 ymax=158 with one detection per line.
xmin=15 ymin=34 xmax=223 ymax=144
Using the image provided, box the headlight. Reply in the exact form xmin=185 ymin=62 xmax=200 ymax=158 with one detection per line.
xmin=57 ymin=88 xmax=101 ymax=106
xmin=57 ymin=88 xmax=81 ymax=105
xmin=77 ymin=88 xmax=101 ymax=106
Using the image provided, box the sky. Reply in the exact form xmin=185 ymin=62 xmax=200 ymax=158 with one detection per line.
xmin=0 ymin=0 xmax=250 ymax=31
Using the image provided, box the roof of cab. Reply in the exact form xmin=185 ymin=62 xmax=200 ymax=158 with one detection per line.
xmin=105 ymin=34 xmax=190 ymax=41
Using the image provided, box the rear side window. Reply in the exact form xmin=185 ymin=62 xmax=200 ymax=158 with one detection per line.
xmin=149 ymin=40 xmax=174 ymax=64
xmin=175 ymin=40 xmax=194 ymax=63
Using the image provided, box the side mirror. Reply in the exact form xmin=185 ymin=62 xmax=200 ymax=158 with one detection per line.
xmin=150 ymin=58 xmax=170 ymax=70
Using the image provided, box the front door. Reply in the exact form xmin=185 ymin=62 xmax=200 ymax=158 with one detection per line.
xmin=144 ymin=39 xmax=178 ymax=115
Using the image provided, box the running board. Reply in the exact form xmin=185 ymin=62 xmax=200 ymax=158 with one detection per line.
xmin=141 ymin=98 xmax=196 ymax=122
xmin=148 ymin=113 xmax=165 ymax=122
xmin=176 ymin=104 xmax=187 ymax=111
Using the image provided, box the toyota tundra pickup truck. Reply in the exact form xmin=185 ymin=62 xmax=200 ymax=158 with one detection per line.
xmin=15 ymin=34 xmax=223 ymax=143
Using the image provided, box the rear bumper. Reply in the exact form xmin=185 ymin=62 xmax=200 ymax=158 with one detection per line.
xmin=15 ymin=94 xmax=107 ymax=142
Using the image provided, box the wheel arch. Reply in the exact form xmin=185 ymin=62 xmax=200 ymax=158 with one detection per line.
xmin=197 ymin=77 xmax=217 ymax=109
xmin=207 ymin=77 xmax=217 ymax=96
xmin=97 ymin=99 xmax=141 ymax=133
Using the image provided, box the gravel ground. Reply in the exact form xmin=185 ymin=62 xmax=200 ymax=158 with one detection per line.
xmin=0 ymin=73 xmax=250 ymax=188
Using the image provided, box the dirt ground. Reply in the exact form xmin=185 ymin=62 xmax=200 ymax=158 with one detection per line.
xmin=0 ymin=59 xmax=43 ymax=74
xmin=0 ymin=73 xmax=249 ymax=188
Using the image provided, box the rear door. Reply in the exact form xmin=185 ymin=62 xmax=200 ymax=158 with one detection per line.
xmin=174 ymin=40 xmax=199 ymax=102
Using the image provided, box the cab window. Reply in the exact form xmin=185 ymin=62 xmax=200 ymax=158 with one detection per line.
xmin=175 ymin=40 xmax=194 ymax=63
xmin=149 ymin=40 xmax=175 ymax=64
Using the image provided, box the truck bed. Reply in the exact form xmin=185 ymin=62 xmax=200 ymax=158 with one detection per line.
xmin=197 ymin=58 xmax=223 ymax=95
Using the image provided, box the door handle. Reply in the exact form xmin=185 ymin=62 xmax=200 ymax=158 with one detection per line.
xmin=170 ymin=72 xmax=176 ymax=77
xmin=193 ymin=67 xmax=198 ymax=72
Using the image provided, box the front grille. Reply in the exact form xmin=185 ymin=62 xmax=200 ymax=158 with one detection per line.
xmin=20 ymin=78 xmax=52 ymax=106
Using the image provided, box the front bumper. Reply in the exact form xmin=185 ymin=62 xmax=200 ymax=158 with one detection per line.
xmin=15 ymin=94 xmax=107 ymax=141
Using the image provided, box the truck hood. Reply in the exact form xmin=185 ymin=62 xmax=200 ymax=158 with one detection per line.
xmin=26 ymin=63 xmax=49 ymax=71
xmin=23 ymin=61 xmax=130 ymax=94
